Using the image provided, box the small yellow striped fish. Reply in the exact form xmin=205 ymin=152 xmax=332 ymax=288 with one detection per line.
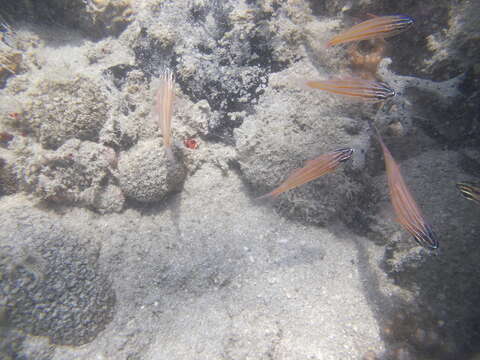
xmin=258 ymin=148 xmax=354 ymax=199
xmin=456 ymin=182 xmax=480 ymax=205
xmin=327 ymin=15 xmax=414 ymax=47
xmin=305 ymin=79 xmax=395 ymax=102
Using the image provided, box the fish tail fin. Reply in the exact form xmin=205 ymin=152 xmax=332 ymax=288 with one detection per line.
xmin=254 ymin=187 xmax=284 ymax=202
xmin=255 ymin=191 xmax=275 ymax=201
xmin=293 ymin=77 xmax=317 ymax=91
xmin=367 ymin=117 xmax=387 ymax=149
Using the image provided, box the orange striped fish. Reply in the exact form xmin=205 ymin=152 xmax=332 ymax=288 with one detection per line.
xmin=258 ymin=148 xmax=354 ymax=199
xmin=374 ymin=127 xmax=438 ymax=249
xmin=456 ymin=182 xmax=480 ymax=205
xmin=327 ymin=15 xmax=414 ymax=47
xmin=305 ymin=79 xmax=395 ymax=102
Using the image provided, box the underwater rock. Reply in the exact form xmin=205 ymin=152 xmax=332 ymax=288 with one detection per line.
xmin=118 ymin=139 xmax=186 ymax=203
xmin=0 ymin=50 xmax=22 ymax=87
xmin=0 ymin=158 xmax=17 ymax=196
xmin=183 ymin=100 xmax=211 ymax=138
xmin=131 ymin=0 xmax=304 ymax=139
xmin=0 ymin=331 xmax=54 ymax=360
xmin=424 ymin=0 xmax=480 ymax=79
xmin=18 ymin=74 xmax=110 ymax=150
xmin=2 ymin=0 xmax=133 ymax=39
xmin=369 ymin=148 xmax=480 ymax=356
xmin=307 ymin=0 xmax=479 ymax=82
xmin=374 ymin=58 xmax=477 ymax=147
xmin=0 ymin=201 xmax=116 ymax=346
xmin=0 ymin=0 xmax=478 ymax=359
xmin=90 ymin=183 xmax=125 ymax=214
xmin=14 ymin=138 xmax=124 ymax=213
xmin=235 ymin=61 xmax=374 ymax=226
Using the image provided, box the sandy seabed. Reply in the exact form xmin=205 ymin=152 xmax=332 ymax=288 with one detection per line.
xmin=1 ymin=1 xmax=480 ymax=359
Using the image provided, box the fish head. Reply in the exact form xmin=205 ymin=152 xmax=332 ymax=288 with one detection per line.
xmin=374 ymin=82 xmax=396 ymax=101
xmin=414 ymin=224 xmax=439 ymax=250
xmin=393 ymin=15 xmax=415 ymax=31
xmin=387 ymin=88 xmax=396 ymax=98
xmin=456 ymin=182 xmax=480 ymax=203
xmin=334 ymin=148 xmax=354 ymax=163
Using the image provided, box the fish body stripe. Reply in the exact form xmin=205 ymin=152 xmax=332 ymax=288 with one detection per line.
xmin=328 ymin=15 xmax=414 ymax=46
xmin=156 ymin=69 xmax=175 ymax=149
xmin=379 ymin=133 xmax=438 ymax=250
xmin=306 ymin=80 xmax=395 ymax=101
xmin=259 ymin=148 xmax=354 ymax=199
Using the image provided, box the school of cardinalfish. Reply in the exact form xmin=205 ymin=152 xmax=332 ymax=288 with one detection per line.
xmin=154 ymin=14 xmax=475 ymax=250
xmin=260 ymin=14 xmax=440 ymax=250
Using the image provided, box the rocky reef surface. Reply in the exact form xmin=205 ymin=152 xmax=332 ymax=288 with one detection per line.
xmin=0 ymin=0 xmax=479 ymax=359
